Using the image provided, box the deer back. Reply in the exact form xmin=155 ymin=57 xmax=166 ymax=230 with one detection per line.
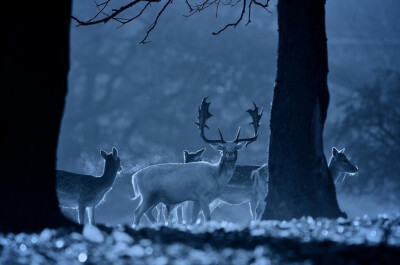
xmin=133 ymin=162 xmax=221 ymax=204
xmin=228 ymin=165 xmax=260 ymax=187
xmin=56 ymin=170 xmax=96 ymax=206
xmin=56 ymin=147 xmax=121 ymax=208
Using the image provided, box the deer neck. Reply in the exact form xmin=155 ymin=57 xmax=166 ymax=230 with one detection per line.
xmin=216 ymin=158 xmax=236 ymax=190
xmin=328 ymin=158 xmax=340 ymax=179
xmin=99 ymin=161 xmax=118 ymax=188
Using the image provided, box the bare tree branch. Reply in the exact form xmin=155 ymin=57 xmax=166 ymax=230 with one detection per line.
xmin=89 ymin=0 xmax=112 ymax=23
xmin=253 ymin=0 xmax=270 ymax=9
xmin=116 ymin=1 xmax=152 ymax=29
xmin=71 ymin=0 xmax=272 ymax=43
xmin=246 ymin=0 xmax=253 ymax=26
xmin=140 ymin=0 xmax=173 ymax=44
xmin=71 ymin=0 xmax=147 ymax=26
xmin=212 ymin=0 xmax=246 ymax=35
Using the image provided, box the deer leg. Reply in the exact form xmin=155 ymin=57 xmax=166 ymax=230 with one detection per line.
xmin=77 ymin=205 xmax=86 ymax=225
xmin=155 ymin=204 xmax=160 ymax=223
xmin=155 ymin=204 xmax=163 ymax=223
xmin=191 ymin=201 xmax=201 ymax=224
xmin=87 ymin=207 xmax=95 ymax=225
xmin=184 ymin=201 xmax=193 ymax=225
xmin=256 ymin=201 xmax=266 ymax=221
xmin=169 ymin=205 xmax=180 ymax=224
xmin=144 ymin=205 xmax=157 ymax=224
xmin=165 ymin=205 xmax=174 ymax=223
xmin=249 ymin=195 xmax=258 ymax=222
xmin=134 ymin=197 xmax=156 ymax=226
xmin=160 ymin=204 xmax=167 ymax=223
xmin=209 ymin=198 xmax=222 ymax=213
xmin=177 ymin=205 xmax=183 ymax=224
xmin=199 ymin=200 xmax=211 ymax=222
xmin=155 ymin=203 xmax=167 ymax=223
xmin=181 ymin=202 xmax=189 ymax=224
xmin=170 ymin=205 xmax=179 ymax=224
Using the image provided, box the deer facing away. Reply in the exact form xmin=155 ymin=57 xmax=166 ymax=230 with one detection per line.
xmin=56 ymin=147 xmax=122 ymax=225
xmin=131 ymin=97 xmax=262 ymax=226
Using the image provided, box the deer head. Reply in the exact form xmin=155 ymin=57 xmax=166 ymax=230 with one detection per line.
xmin=331 ymin=147 xmax=358 ymax=174
xmin=195 ymin=97 xmax=262 ymax=163
xmin=183 ymin=148 xmax=206 ymax=163
xmin=100 ymin=147 xmax=123 ymax=173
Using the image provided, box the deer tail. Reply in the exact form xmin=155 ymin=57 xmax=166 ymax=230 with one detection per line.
xmin=131 ymin=173 xmax=141 ymax=201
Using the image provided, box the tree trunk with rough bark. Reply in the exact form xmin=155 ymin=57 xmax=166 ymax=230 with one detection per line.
xmin=0 ymin=1 xmax=74 ymax=232
xmin=263 ymin=0 xmax=346 ymax=220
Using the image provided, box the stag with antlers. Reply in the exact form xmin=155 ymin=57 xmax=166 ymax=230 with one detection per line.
xmin=131 ymin=97 xmax=261 ymax=226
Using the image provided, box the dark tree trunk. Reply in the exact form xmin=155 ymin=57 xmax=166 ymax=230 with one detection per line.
xmin=0 ymin=1 xmax=74 ymax=232
xmin=263 ymin=0 xmax=346 ymax=220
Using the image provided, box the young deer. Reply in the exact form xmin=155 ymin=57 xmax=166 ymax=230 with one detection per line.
xmin=131 ymin=97 xmax=262 ymax=226
xmin=328 ymin=147 xmax=358 ymax=183
xmin=155 ymin=148 xmax=206 ymax=224
xmin=56 ymin=147 xmax=122 ymax=225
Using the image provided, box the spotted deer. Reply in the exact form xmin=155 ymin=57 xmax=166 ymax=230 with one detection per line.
xmin=329 ymin=147 xmax=358 ymax=183
xmin=131 ymin=97 xmax=262 ymax=226
xmin=56 ymin=147 xmax=122 ymax=225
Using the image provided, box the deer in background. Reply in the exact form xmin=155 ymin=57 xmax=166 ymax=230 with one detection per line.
xmin=155 ymin=148 xmax=206 ymax=224
xmin=206 ymin=147 xmax=357 ymax=222
xmin=131 ymin=97 xmax=262 ymax=226
xmin=209 ymin=163 xmax=269 ymax=222
xmin=56 ymin=147 xmax=122 ymax=225
xmin=210 ymin=147 xmax=357 ymax=222
xmin=184 ymin=149 xmax=206 ymax=163
xmin=329 ymin=147 xmax=358 ymax=183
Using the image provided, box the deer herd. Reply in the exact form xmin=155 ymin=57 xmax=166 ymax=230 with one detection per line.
xmin=56 ymin=97 xmax=358 ymax=226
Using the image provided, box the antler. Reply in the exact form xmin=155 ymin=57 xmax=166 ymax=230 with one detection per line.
xmin=195 ymin=97 xmax=226 ymax=144
xmin=234 ymin=101 xmax=263 ymax=146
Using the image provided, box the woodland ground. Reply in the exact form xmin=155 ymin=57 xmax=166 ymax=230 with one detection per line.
xmin=1 ymin=214 xmax=399 ymax=265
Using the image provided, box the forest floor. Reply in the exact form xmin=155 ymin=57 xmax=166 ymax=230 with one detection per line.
xmin=1 ymin=214 xmax=399 ymax=265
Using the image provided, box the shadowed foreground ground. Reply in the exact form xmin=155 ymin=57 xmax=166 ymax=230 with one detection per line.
xmin=1 ymin=215 xmax=399 ymax=264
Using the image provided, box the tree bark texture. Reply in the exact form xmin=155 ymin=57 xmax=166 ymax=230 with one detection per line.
xmin=263 ymin=0 xmax=346 ymax=220
xmin=0 ymin=1 xmax=74 ymax=232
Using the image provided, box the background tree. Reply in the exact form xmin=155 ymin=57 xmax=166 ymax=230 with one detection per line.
xmin=263 ymin=0 xmax=345 ymax=219
xmin=0 ymin=1 xmax=74 ymax=232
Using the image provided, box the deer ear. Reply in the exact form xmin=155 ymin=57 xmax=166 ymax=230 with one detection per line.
xmin=236 ymin=141 xmax=247 ymax=150
xmin=112 ymin=147 xmax=118 ymax=157
xmin=339 ymin=148 xmax=345 ymax=153
xmin=100 ymin=150 xmax=108 ymax=159
xmin=332 ymin=147 xmax=339 ymax=157
xmin=196 ymin=148 xmax=206 ymax=156
xmin=210 ymin=143 xmax=224 ymax=151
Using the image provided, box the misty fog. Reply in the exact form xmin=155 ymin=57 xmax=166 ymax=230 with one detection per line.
xmin=57 ymin=0 xmax=400 ymax=225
